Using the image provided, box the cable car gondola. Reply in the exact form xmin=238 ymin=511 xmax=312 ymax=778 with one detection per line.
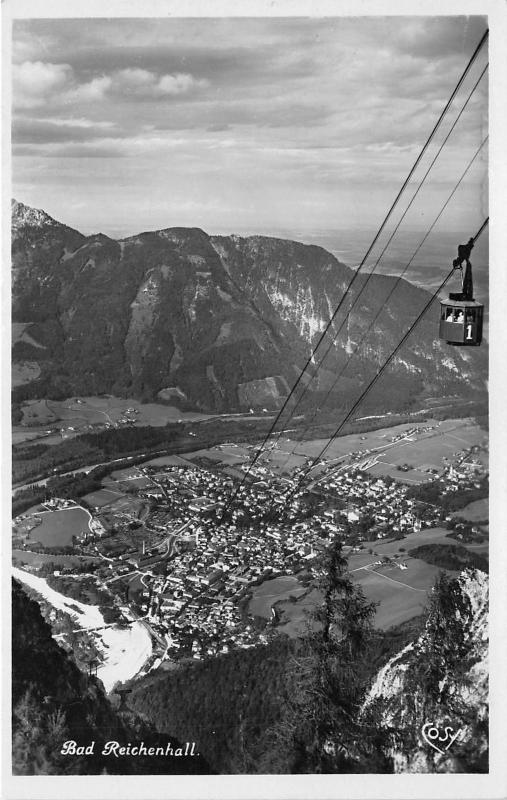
xmin=439 ymin=237 xmax=483 ymax=346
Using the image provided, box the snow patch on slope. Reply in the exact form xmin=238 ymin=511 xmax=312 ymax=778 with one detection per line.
xmin=441 ymin=356 xmax=459 ymax=373
xmin=12 ymin=199 xmax=61 ymax=231
xmin=267 ymin=286 xmax=326 ymax=342
xmin=12 ymin=567 xmax=152 ymax=694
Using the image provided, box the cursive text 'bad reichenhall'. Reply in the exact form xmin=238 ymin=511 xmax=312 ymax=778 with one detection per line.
xmin=61 ymin=740 xmax=198 ymax=757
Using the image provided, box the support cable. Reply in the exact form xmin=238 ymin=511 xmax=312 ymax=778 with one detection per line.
xmin=278 ymin=217 xmax=489 ymax=508
xmin=272 ymin=135 xmax=488 ymax=476
xmin=219 ymin=29 xmax=488 ymax=519
xmin=262 ymin=63 xmax=488 ymax=465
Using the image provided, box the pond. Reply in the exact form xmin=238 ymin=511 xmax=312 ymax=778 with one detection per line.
xmin=29 ymin=507 xmax=91 ymax=547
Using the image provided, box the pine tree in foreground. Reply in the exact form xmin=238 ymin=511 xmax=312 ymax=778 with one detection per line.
xmin=256 ymin=539 xmax=392 ymax=773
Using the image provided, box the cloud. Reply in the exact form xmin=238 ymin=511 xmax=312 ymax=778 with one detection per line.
xmin=12 ymin=117 xmax=122 ymax=145
xmin=392 ymin=16 xmax=487 ymax=59
xmin=13 ymin=58 xmax=208 ymax=115
xmin=111 ymin=68 xmax=207 ymax=98
xmin=13 ymin=18 xmax=315 ymax=95
xmin=147 ymin=95 xmax=335 ymax=133
xmin=158 ymin=73 xmax=206 ymax=95
xmin=13 ymin=60 xmax=72 ymax=108
xmin=64 ymin=75 xmax=113 ymax=103
xmin=11 ymin=17 xmax=487 ymax=234
xmin=13 ymin=60 xmax=113 ymax=109
xmin=207 ymin=123 xmax=231 ymax=132
xmin=13 ymin=143 xmax=124 ymax=159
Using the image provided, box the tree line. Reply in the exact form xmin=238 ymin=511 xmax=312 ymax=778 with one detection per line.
xmin=128 ymin=540 xmax=423 ymax=774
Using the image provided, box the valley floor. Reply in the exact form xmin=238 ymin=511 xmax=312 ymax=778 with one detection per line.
xmin=11 ymin=415 xmax=488 ymax=683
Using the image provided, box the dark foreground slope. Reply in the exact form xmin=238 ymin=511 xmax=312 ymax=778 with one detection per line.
xmin=11 ymin=580 xmax=211 ymax=775
xmin=127 ymin=568 xmax=488 ymax=774
xmin=12 ymin=200 xmax=487 ymax=412
xmin=126 ymin=622 xmax=421 ymax=774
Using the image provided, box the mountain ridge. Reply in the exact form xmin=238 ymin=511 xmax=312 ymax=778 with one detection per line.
xmin=12 ymin=199 xmax=64 ymax=232
xmin=12 ymin=200 xmax=487 ymax=413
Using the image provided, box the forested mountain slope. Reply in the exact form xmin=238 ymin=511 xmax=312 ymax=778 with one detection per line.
xmin=12 ymin=579 xmax=211 ymax=775
xmin=12 ymin=200 xmax=487 ymax=412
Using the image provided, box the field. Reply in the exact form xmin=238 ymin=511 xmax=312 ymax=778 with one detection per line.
xmin=258 ymin=447 xmax=306 ymax=473
xmin=452 ymin=498 xmax=488 ymax=521
xmin=186 ymin=446 xmax=249 ymax=467
xmin=12 ymin=429 xmax=45 ymax=445
xmin=14 ymin=393 xmax=275 ymax=447
xmin=28 ymin=507 xmax=91 ymax=547
xmin=13 ymin=394 xmax=214 ymax=445
xmin=264 ymin=418 xmax=486 ymax=484
xmin=249 ymin=576 xmax=307 ymax=618
xmin=12 ymin=361 xmax=41 ymax=388
xmin=251 ymin=564 xmax=439 ymax=633
xmin=24 ymin=395 xmax=209 ymax=427
xmin=143 ymin=454 xmax=192 ymax=467
xmin=222 ymin=466 xmax=245 ymax=480
xmin=274 ymin=422 xmax=433 ymax=460
xmin=347 ymin=526 xmax=488 ymax=566
xmin=20 ymin=398 xmax=59 ymax=427
xmin=15 ymin=503 xmax=46 ymax=517
xmin=12 ymin=322 xmax=45 ymax=349
xmin=355 ymin=420 xmax=485 ymax=483
xmin=276 ymin=588 xmax=322 ymax=638
xmin=182 ymin=443 xmax=251 ymax=463
xmin=356 ymin=568 xmax=427 ymax=625
xmin=250 ymin=525 xmax=489 ymax=633
xmin=126 ymin=573 xmax=148 ymax=601
xmin=81 ymin=487 xmax=128 ymax=507
xmin=98 ymin=494 xmax=145 ymax=517
xmin=142 ymin=445 xmax=251 ymax=475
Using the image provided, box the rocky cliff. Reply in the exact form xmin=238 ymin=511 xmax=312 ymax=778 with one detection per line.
xmin=362 ymin=569 xmax=488 ymax=773
xmin=12 ymin=200 xmax=487 ymax=412
xmin=12 ymin=579 xmax=211 ymax=775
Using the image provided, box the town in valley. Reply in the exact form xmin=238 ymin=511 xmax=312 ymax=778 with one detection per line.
xmin=12 ymin=397 xmax=488 ymax=689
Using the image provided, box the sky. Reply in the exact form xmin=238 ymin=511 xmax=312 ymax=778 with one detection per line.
xmin=11 ymin=15 xmax=488 ymax=238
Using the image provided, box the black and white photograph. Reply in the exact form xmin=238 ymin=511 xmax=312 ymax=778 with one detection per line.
xmin=3 ymin=1 xmax=507 ymax=797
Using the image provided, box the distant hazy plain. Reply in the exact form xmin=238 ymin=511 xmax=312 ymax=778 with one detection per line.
xmin=276 ymin=227 xmax=489 ymax=337
xmin=275 ymin=228 xmax=488 ymax=296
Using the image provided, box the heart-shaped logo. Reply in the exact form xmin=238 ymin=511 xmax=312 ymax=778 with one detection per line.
xmin=421 ymin=722 xmax=463 ymax=755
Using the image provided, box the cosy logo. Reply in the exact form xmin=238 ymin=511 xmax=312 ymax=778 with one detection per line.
xmin=421 ymin=722 xmax=463 ymax=755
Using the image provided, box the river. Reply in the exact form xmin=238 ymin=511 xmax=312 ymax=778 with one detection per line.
xmin=12 ymin=566 xmax=152 ymax=693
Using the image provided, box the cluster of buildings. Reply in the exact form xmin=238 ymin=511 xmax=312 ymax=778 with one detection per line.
xmin=118 ymin=463 xmax=320 ymax=657
xmin=312 ymin=470 xmax=431 ymax=538
xmin=441 ymin=444 xmax=487 ymax=492
xmin=13 ymin=427 xmax=488 ymax=663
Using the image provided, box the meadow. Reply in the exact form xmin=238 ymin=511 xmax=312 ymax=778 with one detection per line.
xmin=266 ymin=418 xmax=486 ymax=483
xmin=81 ymin=487 xmax=128 ymax=508
xmin=14 ymin=394 xmax=213 ymax=445
xmin=143 ymin=454 xmax=191 ymax=467
xmin=250 ymin=524 xmax=488 ymax=633
xmin=12 ymin=361 xmax=41 ymax=388
xmin=452 ymin=498 xmax=488 ymax=521
xmin=275 ymin=588 xmax=322 ymax=638
xmin=248 ymin=575 xmax=306 ymax=618
xmin=351 ymin=566 xmax=435 ymax=629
